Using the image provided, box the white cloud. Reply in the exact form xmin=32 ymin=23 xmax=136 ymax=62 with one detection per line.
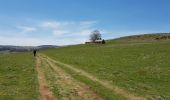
xmin=0 ymin=20 xmax=98 ymax=46
xmin=78 ymin=29 xmax=94 ymax=36
xmin=0 ymin=36 xmax=88 ymax=46
xmin=0 ymin=36 xmax=45 ymax=46
xmin=80 ymin=21 xmax=97 ymax=28
xmin=40 ymin=21 xmax=97 ymax=37
xmin=53 ymin=30 xmax=69 ymax=36
xmin=41 ymin=21 xmax=62 ymax=29
xmin=17 ymin=25 xmax=37 ymax=33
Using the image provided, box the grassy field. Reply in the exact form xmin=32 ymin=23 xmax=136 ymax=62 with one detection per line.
xmin=42 ymin=39 xmax=170 ymax=99
xmin=0 ymin=52 xmax=39 ymax=100
xmin=39 ymin=54 xmax=126 ymax=100
xmin=0 ymin=34 xmax=170 ymax=100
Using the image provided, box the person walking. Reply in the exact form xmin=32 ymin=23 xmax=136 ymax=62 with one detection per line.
xmin=33 ymin=50 xmax=37 ymax=57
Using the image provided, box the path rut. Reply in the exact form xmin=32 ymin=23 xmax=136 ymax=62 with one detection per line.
xmin=40 ymin=55 xmax=103 ymax=100
xmin=40 ymin=54 xmax=146 ymax=100
xmin=36 ymin=57 xmax=55 ymax=100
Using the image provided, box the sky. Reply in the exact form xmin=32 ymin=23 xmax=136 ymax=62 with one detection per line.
xmin=0 ymin=0 xmax=170 ymax=46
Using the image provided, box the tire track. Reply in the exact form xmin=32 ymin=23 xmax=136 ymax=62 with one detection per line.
xmin=40 ymin=54 xmax=146 ymax=100
xmin=40 ymin=55 xmax=103 ymax=100
xmin=36 ymin=57 xmax=55 ymax=100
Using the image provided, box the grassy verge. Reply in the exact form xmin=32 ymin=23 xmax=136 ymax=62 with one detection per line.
xmin=0 ymin=52 xmax=39 ymax=100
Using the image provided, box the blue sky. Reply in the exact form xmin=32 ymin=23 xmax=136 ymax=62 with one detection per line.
xmin=0 ymin=0 xmax=170 ymax=46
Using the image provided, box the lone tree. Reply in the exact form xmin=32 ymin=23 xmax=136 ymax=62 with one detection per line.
xmin=90 ymin=30 xmax=102 ymax=42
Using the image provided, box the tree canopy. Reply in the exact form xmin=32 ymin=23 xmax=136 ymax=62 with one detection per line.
xmin=90 ymin=30 xmax=102 ymax=42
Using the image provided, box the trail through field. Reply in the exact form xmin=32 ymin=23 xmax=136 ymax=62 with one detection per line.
xmin=39 ymin=55 xmax=103 ymax=100
xmin=36 ymin=57 xmax=55 ymax=100
xmin=40 ymin=54 xmax=146 ymax=100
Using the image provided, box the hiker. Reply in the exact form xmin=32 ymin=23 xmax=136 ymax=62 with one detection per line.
xmin=33 ymin=50 xmax=37 ymax=57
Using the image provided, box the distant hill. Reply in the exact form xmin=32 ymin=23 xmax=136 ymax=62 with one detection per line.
xmin=113 ymin=33 xmax=170 ymax=41
xmin=37 ymin=45 xmax=58 ymax=49
xmin=0 ymin=45 xmax=58 ymax=52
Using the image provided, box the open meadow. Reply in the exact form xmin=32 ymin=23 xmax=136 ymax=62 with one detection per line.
xmin=42 ymin=38 xmax=170 ymax=100
xmin=0 ymin=53 xmax=39 ymax=100
xmin=1 ymin=0 xmax=170 ymax=99
xmin=0 ymin=35 xmax=170 ymax=100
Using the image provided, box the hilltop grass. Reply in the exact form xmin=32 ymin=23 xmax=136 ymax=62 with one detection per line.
xmin=113 ymin=33 xmax=170 ymax=42
xmin=0 ymin=52 xmax=39 ymax=100
xmin=42 ymin=40 xmax=170 ymax=99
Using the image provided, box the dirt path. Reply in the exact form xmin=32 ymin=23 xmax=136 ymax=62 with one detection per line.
xmin=36 ymin=57 xmax=55 ymax=100
xmin=40 ymin=55 xmax=103 ymax=100
xmin=40 ymin=54 xmax=146 ymax=100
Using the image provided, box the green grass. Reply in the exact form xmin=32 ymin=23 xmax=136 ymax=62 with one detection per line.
xmin=113 ymin=33 xmax=170 ymax=41
xmin=0 ymin=52 xmax=39 ymax=100
xmin=53 ymin=62 xmax=126 ymax=100
xmin=42 ymin=40 xmax=170 ymax=99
